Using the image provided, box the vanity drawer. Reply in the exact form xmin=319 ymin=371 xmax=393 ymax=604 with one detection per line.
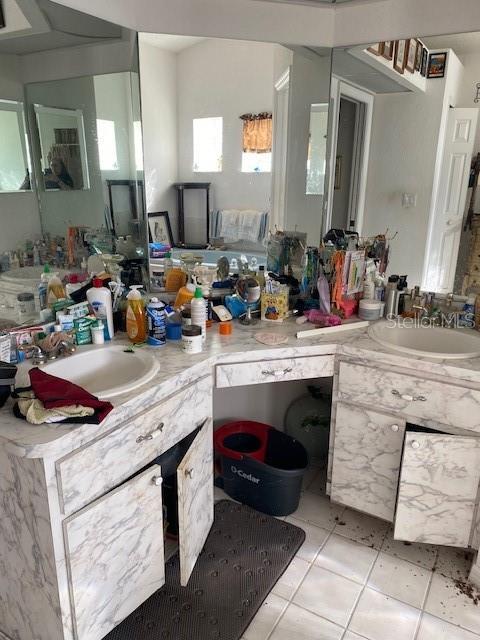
xmin=215 ymin=355 xmax=334 ymax=388
xmin=337 ymin=362 xmax=480 ymax=433
xmin=56 ymin=375 xmax=212 ymax=515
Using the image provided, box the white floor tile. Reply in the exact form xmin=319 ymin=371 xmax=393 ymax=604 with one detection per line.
xmin=381 ymin=528 xmax=438 ymax=570
xmin=342 ymin=632 xmax=368 ymax=640
xmin=434 ymin=546 xmax=475 ymax=581
xmin=367 ymin=552 xmax=432 ymax=609
xmin=272 ymin=556 xmax=311 ymax=601
xmin=291 ymin=491 xmax=345 ymax=531
xmin=424 ymin=572 xmax=480 ymax=635
xmin=270 ymin=603 xmax=343 ymax=640
xmin=242 ymin=593 xmax=288 ymax=640
xmin=334 ymin=508 xmax=389 ymax=550
xmin=284 ymin=516 xmax=330 ymax=563
xmin=293 ymin=565 xmax=362 ymax=627
xmin=416 ymin=613 xmax=480 ymax=640
xmin=315 ymin=533 xmax=378 ymax=584
xmin=349 ymin=588 xmax=421 ymax=640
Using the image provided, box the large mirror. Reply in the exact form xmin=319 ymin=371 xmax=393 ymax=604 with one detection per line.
xmin=329 ymin=34 xmax=480 ymax=296
xmin=138 ymin=34 xmax=332 ymax=279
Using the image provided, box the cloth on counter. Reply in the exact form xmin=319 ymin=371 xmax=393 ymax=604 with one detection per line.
xmin=17 ymin=398 xmax=94 ymax=425
xmin=12 ymin=367 xmax=113 ymax=425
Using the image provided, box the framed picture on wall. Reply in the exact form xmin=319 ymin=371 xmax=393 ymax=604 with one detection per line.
xmin=382 ymin=41 xmax=395 ymax=61
xmin=415 ymin=40 xmax=424 ymax=72
xmin=148 ymin=211 xmax=174 ymax=246
xmin=405 ymin=39 xmax=417 ymax=73
xmin=428 ymin=52 xmax=448 ymax=78
xmin=421 ymin=47 xmax=429 ymax=76
xmin=393 ymin=40 xmax=407 ymax=74
xmin=367 ymin=42 xmax=385 ymax=56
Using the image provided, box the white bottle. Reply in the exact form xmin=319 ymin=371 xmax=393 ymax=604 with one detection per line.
xmin=191 ymin=286 xmax=206 ymax=341
xmin=87 ymin=278 xmax=114 ymax=340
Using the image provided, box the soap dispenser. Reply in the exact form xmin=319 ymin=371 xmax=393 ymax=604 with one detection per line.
xmin=126 ymin=285 xmax=147 ymax=344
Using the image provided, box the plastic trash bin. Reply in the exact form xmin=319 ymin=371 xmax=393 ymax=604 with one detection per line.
xmin=215 ymin=421 xmax=309 ymax=517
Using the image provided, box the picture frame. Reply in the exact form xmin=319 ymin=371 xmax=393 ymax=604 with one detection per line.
xmin=421 ymin=47 xmax=429 ymax=77
xmin=382 ymin=41 xmax=395 ymax=61
xmin=148 ymin=211 xmax=174 ymax=246
xmin=415 ymin=40 xmax=424 ymax=72
xmin=367 ymin=42 xmax=385 ymax=56
xmin=428 ymin=52 xmax=448 ymax=79
xmin=393 ymin=40 xmax=407 ymax=74
xmin=405 ymin=39 xmax=417 ymax=73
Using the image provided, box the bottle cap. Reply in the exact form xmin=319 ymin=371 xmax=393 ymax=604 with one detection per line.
xmin=93 ymin=277 xmax=104 ymax=288
xmin=194 ymin=287 xmax=203 ymax=298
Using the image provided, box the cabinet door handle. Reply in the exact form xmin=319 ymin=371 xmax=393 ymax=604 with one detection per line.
xmin=136 ymin=422 xmax=165 ymax=443
xmin=262 ymin=367 xmax=293 ymax=377
xmin=390 ymin=424 xmax=400 ymax=432
xmin=185 ymin=468 xmax=194 ymax=479
xmin=391 ymin=390 xmax=427 ymax=402
xmin=152 ymin=475 xmax=163 ymax=486
xmin=411 ymin=440 xmax=421 ymax=450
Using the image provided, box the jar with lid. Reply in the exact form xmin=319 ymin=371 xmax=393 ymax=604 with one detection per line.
xmin=182 ymin=324 xmax=202 ymax=354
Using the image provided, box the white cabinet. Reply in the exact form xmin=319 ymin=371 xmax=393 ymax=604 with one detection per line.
xmin=330 ymin=402 xmax=405 ymax=521
xmin=64 ymin=465 xmax=166 ymax=640
xmin=395 ymin=432 xmax=480 ymax=547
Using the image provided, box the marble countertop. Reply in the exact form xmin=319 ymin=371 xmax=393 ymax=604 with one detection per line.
xmin=3 ymin=318 xmax=480 ymax=459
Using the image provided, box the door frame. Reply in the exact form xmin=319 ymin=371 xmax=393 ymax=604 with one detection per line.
xmin=324 ymin=77 xmax=374 ymax=236
xmin=270 ymin=67 xmax=290 ymax=233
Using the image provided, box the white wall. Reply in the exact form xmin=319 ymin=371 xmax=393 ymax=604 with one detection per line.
xmin=138 ymin=39 xmax=179 ymax=239
xmin=456 ymin=51 xmax=480 ymax=155
xmin=176 ymin=38 xmax=276 ymax=242
xmin=284 ymin=51 xmax=331 ymax=246
xmin=0 ymin=52 xmax=42 ymax=253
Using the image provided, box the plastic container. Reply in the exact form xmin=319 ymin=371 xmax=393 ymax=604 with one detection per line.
xmin=126 ymin=285 xmax=146 ymax=344
xmin=91 ymin=320 xmax=105 ymax=345
xmin=359 ymin=299 xmax=384 ymax=320
xmin=181 ymin=324 xmax=202 ymax=353
xmin=87 ymin=278 xmax=114 ymax=341
xmin=166 ymin=322 xmax=182 ymax=340
xmin=215 ymin=421 xmax=309 ymax=517
xmin=146 ymin=297 xmax=166 ymax=346
xmin=218 ymin=321 xmax=233 ymax=335
xmin=166 ymin=267 xmax=187 ymax=292
xmin=191 ymin=287 xmax=206 ymax=341
xmin=174 ymin=283 xmax=195 ymax=308
xmin=47 ymin=273 xmax=66 ymax=306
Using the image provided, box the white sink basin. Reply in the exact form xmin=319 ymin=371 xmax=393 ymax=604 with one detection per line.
xmin=368 ymin=321 xmax=480 ymax=360
xmin=43 ymin=345 xmax=160 ymax=399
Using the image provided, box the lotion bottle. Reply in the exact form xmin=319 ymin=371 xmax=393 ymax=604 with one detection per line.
xmin=86 ymin=278 xmax=114 ymax=340
xmin=191 ymin=286 xmax=206 ymax=341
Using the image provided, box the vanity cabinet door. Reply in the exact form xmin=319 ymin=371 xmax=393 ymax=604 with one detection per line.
xmin=395 ymin=433 xmax=480 ymax=547
xmin=331 ymin=402 xmax=405 ymax=522
xmin=177 ymin=418 xmax=214 ymax=586
xmin=64 ymin=465 xmax=165 ymax=640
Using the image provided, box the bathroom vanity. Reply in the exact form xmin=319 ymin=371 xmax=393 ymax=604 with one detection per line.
xmin=1 ymin=322 xmax=480 ymax=640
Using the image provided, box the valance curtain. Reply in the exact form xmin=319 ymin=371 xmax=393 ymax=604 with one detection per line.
xmin=240 ymin=112 xmax=272 ymax=153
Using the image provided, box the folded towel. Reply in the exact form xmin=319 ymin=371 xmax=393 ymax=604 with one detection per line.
xmin=13 ymin=368 xmax=113 ymax=425
xmin=17 ymin=398 xmax=95 ymax=425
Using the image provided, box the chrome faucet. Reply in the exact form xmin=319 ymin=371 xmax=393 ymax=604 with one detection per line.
xmin=19 ymin=339 xmax=76 ymax=366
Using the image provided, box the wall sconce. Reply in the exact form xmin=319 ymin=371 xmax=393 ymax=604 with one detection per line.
xmin=475 ymin=83 xmax=480 ymax=104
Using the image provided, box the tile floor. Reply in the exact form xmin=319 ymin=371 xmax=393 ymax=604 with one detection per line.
xmin=214 ymin=464 xmax=480 ymax=640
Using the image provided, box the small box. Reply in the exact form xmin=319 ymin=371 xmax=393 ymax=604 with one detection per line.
xmin=261 ymin=290 xmax=288 ymax=323
xmin=74 ymin=316 xmax=95 ymax=345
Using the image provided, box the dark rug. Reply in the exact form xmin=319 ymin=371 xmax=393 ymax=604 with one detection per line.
xmin=105 ymin=500 xmax=305 ymax=640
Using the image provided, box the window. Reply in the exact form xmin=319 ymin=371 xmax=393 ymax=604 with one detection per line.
xmin=193 ymin=117 xmax=222 ymax=172
xmin=133 ymin=121 xmax=143 ymax=171
xmin=241 ymin=151 xmax=272 ymax=173
xmin=96 ymin=119 xmax=118 ymax=170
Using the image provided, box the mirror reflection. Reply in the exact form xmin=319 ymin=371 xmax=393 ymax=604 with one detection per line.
xmin=330 ymin=34 xmax=480 ymax=296
xmin=0 ymin=99 xmax=31 ymax=192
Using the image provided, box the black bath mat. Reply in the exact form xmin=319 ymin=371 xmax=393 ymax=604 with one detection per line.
xmin=105 ymin=500 xmax=305 ymax=640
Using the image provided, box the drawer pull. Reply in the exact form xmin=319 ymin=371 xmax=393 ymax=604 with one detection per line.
xmin=152 ymin=475 xmax=163 ymax=486
xmin=261 ymin=367 xmax=293 ymax=377
xmin=411 ymin=440 xmax=421 ymax=450
xmin=185 ymin=468 xmax=194 ymax=479
xmin=390 ymin=424 xmax=400 ymax=432
xmin=391 ymin=390 xmax=427 ymax=402
xmin=136 ymin=423 xmax=165 ymax=443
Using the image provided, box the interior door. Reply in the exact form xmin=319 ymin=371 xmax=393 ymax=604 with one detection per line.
xmin=423 ymin=107 xmax=479 ymax=292
xmin=331 ymin=403 xmax=406 ymax=521
xmin=64 ymin=464 xmax=165 ymax=640
xmin=177 ymin=418 xmax=214 ymax=586
xmin=395 ymin=432 xmax=480 ymax=547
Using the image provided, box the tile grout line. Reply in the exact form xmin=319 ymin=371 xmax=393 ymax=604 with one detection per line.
xmin=411 ymin=545 xmax=438 ymax=640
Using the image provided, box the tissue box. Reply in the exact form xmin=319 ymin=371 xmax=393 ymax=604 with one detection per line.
xmin=261 ymin=290 xmax=288 ymax=323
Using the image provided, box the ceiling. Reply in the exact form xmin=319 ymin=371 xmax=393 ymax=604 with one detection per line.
xmin=140 ymin=34 xmax=205 ymax=52
xmin=423 ymin=31 xmax=480 ymax=56
xmin=0 ymin=0 xmax=124 ymax=55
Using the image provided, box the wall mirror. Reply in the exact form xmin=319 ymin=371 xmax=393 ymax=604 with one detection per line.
xmin=329 ymin=33 xmax=480 ymax=296
xmin=0 ymin=98 xmax=31 ymax=192
xmin=138 ymin=34 xmax=332 ymax=278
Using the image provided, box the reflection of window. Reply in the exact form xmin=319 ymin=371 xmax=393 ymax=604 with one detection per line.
xmin=193 ymin=117 xmax=222 ymax=172
xmin=240 ymin=112 xmax=272 ymax=173
xmin=306 ymin=104 xmax=328 ymax=195
xmin=97 ymin=119 xmax=118 ymax=170
xmin=133 ymin=121 xmax=143 ymax=171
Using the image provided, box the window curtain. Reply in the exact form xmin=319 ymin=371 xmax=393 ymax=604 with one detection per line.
xmin=240 ymin=112 xmax=272 ymax=153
